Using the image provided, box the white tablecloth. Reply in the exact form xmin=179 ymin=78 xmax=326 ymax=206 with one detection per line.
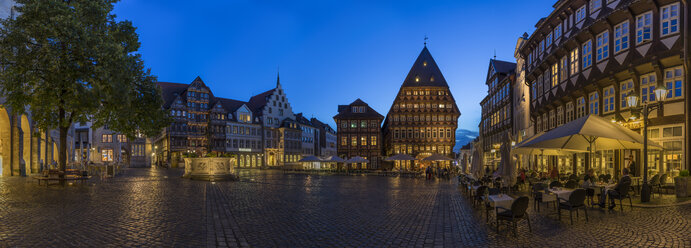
xmin=488 ymin=194 xmax=514 ymax=210
xmin=549 ymin=188 xmax=575 ymax=200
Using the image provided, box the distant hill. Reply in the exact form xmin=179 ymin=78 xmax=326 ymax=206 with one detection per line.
xmin=454 ymin=129 xmax=478 ymax=152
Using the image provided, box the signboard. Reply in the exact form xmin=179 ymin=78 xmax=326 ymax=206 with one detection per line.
xmin=621 ymin=121 xmax=642 ymax=130
xmin=239 ymin=148 xmax=252 ymax=152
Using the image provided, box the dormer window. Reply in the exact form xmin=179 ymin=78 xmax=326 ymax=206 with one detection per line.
xmin=423 ymin=61 xmax=428 ymax=66
xmin=430 ymin=76 xmax=435 ymax=82
xmin=415 ymin=76 xmax=420 ymax=82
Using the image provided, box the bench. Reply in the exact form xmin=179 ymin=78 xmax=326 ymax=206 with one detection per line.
xmin=34 ymin=169 xmax=91 ymax=186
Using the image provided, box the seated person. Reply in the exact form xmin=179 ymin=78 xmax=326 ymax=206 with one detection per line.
xmin=598 ymin=168 xmax=631 ymax=209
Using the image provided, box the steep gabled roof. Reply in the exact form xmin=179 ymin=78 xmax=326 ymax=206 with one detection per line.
xmin=217 ymin=98 xmax=247 ymax=113
xmin=157 ymin=82 xmax=189 ymax=109
xmin=247 ymin=88 xmax=275 ymax=115
xmin=401 ymin=46 xmax=448 ymax=87
xmin=333 ymin=98 xmax=384 ymax=120
xmin=310 ymin=118 xmax=336 ymax=133
xmin=491 ymin=59 xmax=516 ymax=74
xmin=295 ymin=113 xmax=313 ymax=126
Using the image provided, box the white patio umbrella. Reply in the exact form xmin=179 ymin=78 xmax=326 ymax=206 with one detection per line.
xmin=298 ymin=156 xmax=322 ymax=170
xmin=470 ymin=142 xmax=484 ymax=179
xmin=517 ymin=115 xmax=662 ymax=172
xmin=517 ymin=115 xmax=662 ymax=151
xmin=345 ymin=156 xmax=369 ymax=171
xmin=322 ymin=155 xmax=345 ymax=170
xmin=499 ymin=133 xmax=516 ymax=187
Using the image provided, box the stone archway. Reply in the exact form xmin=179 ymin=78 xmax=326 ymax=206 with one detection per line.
xmin=20 ymin=114 xmax=31 ymax=175
xmin=0 ymin=107 xmax=10 ymax=176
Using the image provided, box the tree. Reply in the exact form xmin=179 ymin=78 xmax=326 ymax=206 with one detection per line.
xmin=0 ymin=0 xmax=170 ymax=173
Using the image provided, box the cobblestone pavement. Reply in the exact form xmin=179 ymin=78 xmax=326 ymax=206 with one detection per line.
xmin=0 ymin=168 xmax=689 ymax=247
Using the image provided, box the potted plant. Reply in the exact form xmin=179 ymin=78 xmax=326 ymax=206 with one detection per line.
xmin=673 ymin=170 xmax=690 ymax=198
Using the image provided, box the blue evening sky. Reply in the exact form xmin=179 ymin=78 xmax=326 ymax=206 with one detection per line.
xmin=113 ymin=0 xmax=554 ymax=131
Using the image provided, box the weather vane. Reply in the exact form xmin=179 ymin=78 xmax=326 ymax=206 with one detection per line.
xmin=424 ymin=35 xmax=428 ymax=47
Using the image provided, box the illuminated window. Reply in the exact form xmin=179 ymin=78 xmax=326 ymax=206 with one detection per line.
xmin=360 ymin=121 xmax=367 ymax=128
xmin=371 ymin=136 xmax=377 ymax=146
xmin=101 ymin=134 xmax=112 ymax=143
xmin=569 ymin=48 xmax=579 ymax=76
xmin=551 ymin=63 xmax=559 ymax=87
xmin=351 ymin=136 xmax=357 ymax=146
xmin=620 ymin=80 xmax=634 ymax=109
xmin=341 ymin=137 xmax=347 ymax=146
xmin=361 ymin=136 xmax=367 ymax=146
xmin=101 ymin=149 xmax=113 ymax=162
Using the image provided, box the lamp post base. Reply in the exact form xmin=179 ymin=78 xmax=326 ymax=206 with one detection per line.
xmin=641 ymin=183 xmax=651 ymax=202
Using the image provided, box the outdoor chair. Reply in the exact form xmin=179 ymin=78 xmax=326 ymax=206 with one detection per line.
xmin=649 ymin=174 xmax=660 ymax=198
xmin=564 ymin=180 xmax=578 ymax=189
xmin=608 ymin=180 xmax=633 ymax=212
xmin=531 ymin=183 xmax=556 ymax=212
xmin=585 ymin=188 xmax=595 ymax=206
xmin=496 ymin=196 xmax=531 ymax=237
xmin=473 ymin=186 xmax=488 ymax=208
xmin=488 ymin=188 xmax=501 ymax=195
xmin=656 ymin=174 xmax=670 ymax=194
xmin=483 ymin=188 xmax=501 ymax=222
xmin=557 ymin=189 xmax=588 ymax=225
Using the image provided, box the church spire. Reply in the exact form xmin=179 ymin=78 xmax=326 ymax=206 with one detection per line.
xmin=276 ymin=67 xmax=281 ymax=88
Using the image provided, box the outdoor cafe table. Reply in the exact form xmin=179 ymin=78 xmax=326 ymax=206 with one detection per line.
xmin=485 ymin=194 xmax=514 ymax=222
xmin=588 ymin=183 xmax=616 ymax=196
xmin=548 ymin=188 xmax=575 ymax=200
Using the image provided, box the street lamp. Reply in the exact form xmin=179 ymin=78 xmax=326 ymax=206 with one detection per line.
xmin=626 ymin=84 xmax=667 ymax=202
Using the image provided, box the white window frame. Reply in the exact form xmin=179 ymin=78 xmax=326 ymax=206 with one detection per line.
xmin=582 ymin=40 xmax=592 ymax=68
xmin=620 ymin=80 xmax=634 ymax=109
xmin=636 ymin=11 xmax=652 ymax=44
xmin=589 ymin=91 xmax=599 ymax=115
xmin=596 ymin=30 xmax=609 ymax=62
xmin=566 ymin=101 xmax=574 ymax=122
xmin=614 ymin=21 xmax=629 ymax=53
xmin=551 ymin=63 xmax=559 ymax=87
xmin=576 ymin=6 xmax=586 ymax=23
xmin=546 ymin=32 xmax=553 ymax=48
xmin=640 ymin=73 xmax=657 ymax=103
xmin=576 ymin=97 xmax=586 ymax=118
xmin=660 ymin=3 xmax=680 ymax=37
xmin=603 ymin=86 xmax=615 ymax=113
xmin=554 ymin=24 xmax=562 ymax=39
xmin=557 ymin=106 xmax=564 ymax=126
xmin=570 ymin=48 xmax=579 ymax=76
xmin=549 ymin=110 xmax=556 ymax=129
xmin=590 ymin=0 xmax=602 ymax=14
xmin=560 ymin=57 xmax=568 ymax=82
xmin=664 ymin=66 xmax=684 ymax=100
